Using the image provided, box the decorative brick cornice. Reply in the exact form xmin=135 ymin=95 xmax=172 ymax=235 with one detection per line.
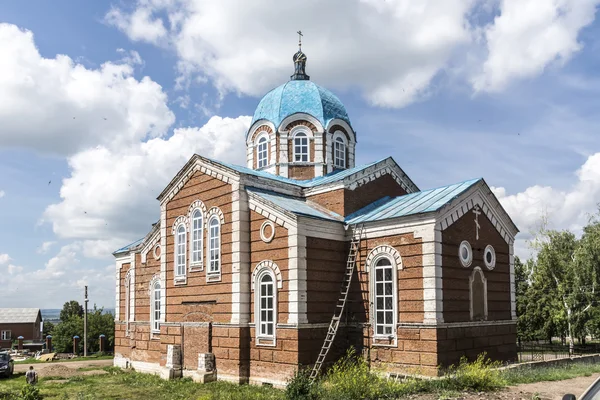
xmin=365 ymin=245 xmax=403 ymax=271
xmin=251 ymin=260 xmax=283 ymax=291
xmin=171 ymin=215 xmax=188 ymax=235
xmin=206 ymin=206 xmax=225 ymax=225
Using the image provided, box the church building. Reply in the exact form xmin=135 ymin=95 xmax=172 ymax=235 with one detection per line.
xmin=113 ymin=44 xmax=519 ymax=386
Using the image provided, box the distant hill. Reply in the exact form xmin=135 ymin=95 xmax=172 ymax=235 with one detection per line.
xmin=41 ymin=308 xmax=115 ymax=322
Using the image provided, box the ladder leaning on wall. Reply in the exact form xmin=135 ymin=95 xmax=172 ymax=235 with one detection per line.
xmin=309 ymin=224 xmax=365 ymax=383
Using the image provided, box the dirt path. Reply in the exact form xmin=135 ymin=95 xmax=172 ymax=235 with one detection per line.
xmin=14 ymin=358 xmax=113 ymax=374
xmin=504 ymin=373 xmax=600 ymax=399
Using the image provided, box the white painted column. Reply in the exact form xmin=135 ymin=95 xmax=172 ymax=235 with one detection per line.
xmin=509 ymin=241 xmax=516 ymax=320
xmin=279 ymin=133 xmax=289 ymax=178
xmin=231 ymin=183 xmax=251 ymax=324
xmin=160 ymin=203 xmax=167 ymax=324
xmin=421 ymin=223 xmax=444 ymax=324
xmin=287 ymin=225 xmax=308 ymax=324
xmin=348 ymin=142 xmax=356 ymax=169
xmin=130 ymin=253 xmax=136 ymax=323
xmin=325 ymin=132 xmax=333 ymax=174
xmin=314 ymin=131 xmax=324 ymax=177
xmin=246 ymin=144 xmax=253 ymax=169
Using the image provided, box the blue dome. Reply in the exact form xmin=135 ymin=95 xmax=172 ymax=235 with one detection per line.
xmin=250 ymin=80 xmax=351 ymax=135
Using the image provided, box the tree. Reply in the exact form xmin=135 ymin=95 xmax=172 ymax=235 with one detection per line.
xmin=86 ymin=305 xmax=115 ymax=352
xmin=60 ymin=300 xmax=84 ymax=322
xmin=531 ymin=225 xmax=600 ymax=354
xmin=42 ymin=321 xmax=54 ymax=338
xmin=51 ymin=316 xmax=83 ymax=353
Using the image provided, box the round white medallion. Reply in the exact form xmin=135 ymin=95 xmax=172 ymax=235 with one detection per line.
xmin=260 ymin=220 xmax=276 ymax=243
xmin=484 ymin=245 xmax=496 ymax=270
xmin=153 ymin=244 xmax=161 ymax=260
xmin=459 ymin=240 xmax=473 ymax=268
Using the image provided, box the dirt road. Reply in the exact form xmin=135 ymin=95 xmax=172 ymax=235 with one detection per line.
xmin=14 ymin=358 xmax=113 ymax=374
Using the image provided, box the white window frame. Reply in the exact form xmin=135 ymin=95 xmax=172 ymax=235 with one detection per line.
xmin=190 ymin=209 xmax=204 ymax=269
xmin=333 ymin=133 xmax=347 ymax=169
xmin=484 ymin=245 xmax=496 ymax=270
xmin=469 ymin=266 xmax=488 ymax=321
xmin=257 ymin=270 xmax=277 ymax=339
xmin=256 ymin=134 xmax=269 ymax=168
xmin=1 ymin=330 xmax=11 ymax=341
xmin=293 ymin=131 xmax=309 ymax=163
xmin=459 ymin=240 xmax=473 ymax=268
xmin=151 ymin=280 xmax=161 ymax=334
xmin=252 ymin=261 xmax=282 ymax=347
xmin=207 ymin=216 xmax=221 ymax=278
xmin=372 ymin=255 xmax=397 ymax=340
xmin=175 ymin=223 xmax=187 ymax=283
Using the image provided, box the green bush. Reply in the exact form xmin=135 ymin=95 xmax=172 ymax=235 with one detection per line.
xmin=319 ymin=348 xmax=417 ymax=400
xmin=436 ymin=353 xmax=505 ymax=392
xmin=20 ymin=384 xmax=42 ymax=400
xmin=285 ymin=367 xmax=320 ymax=400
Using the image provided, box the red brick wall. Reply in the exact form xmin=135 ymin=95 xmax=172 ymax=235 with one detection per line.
xmin=307 ymin=174 xmax=407 ymax=217
xmin=165 ymin=170 xmax=233 ymax=324
xmin=357 ymin=234 xmax=425 ymax=324
xmin=305 ymin=237 xmax=349 ymax=323
xmin=0 ymin=321 xmax=41 ymax=346
xmin=249 ymin=211 xmax=289 ymax=324
xmin=119 ymin=262 xmax=131 ymax=321
xmin=135 ymin=252 xmax=160 ymax=322
xmin=442 ymin=207 xmax=511 ymax=323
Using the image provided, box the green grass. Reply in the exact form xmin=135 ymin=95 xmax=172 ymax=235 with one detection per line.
xmin=13 ymin=355 xmax=113 ymax=364
xmin=1 ymin=355 xmax=600 ymax=400
xmin=0 ymin=368 xmax=284 ymax=400
xmin=502 ymin=362 xmax=600 ymax=385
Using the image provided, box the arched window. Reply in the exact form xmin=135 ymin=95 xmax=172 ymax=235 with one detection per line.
xmin=334 ymin=136 xmax=346 ymax=168
xmin=151 ymin=281 xmax=161 ymax=333
xmin=470 ymin=267 xmax=488 ymax=321
xmin=293 ymin=132 xmax=308 ymax=162
xmin=257 ymin=136 xmax=268 ymax=168
xmin=373 ymin=257 xmax=395 ymax=336
xmin=175 ymin=224 xmax=186 ymax=277
xmin=208 ymin=217 xmax=221 ymax=274
xmin=258 ymin=272 xmax=275 ymax=337
xmin=191 ymin=209 xmax=203 ymax=265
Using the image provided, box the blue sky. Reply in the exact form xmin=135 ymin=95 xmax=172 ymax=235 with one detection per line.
xmin=1 ymin=0 xmax=600 ymax=308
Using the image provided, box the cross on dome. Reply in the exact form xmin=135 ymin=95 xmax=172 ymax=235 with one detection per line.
xmin=291 ymin=30 xmax=310 ymax=81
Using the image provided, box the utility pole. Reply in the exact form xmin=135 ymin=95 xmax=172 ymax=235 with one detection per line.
xmin=84 ymin=285 xmax=88 ymax=357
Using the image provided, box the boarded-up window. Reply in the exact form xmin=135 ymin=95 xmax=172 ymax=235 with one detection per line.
xmin=470 ymin=267 xmax=487 ymax=321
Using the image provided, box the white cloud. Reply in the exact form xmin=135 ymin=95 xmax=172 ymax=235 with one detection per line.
xmin=0 ymin=253 xmax=11 ymax=265
xmin=0 ymin=190 xmax=4 ymax=198
xmin=0 ymin=245 xmax=115 ymax=308
xmin=43 ymin=115 xmax=250 ymax=251
xmin=105 ymin=0 xmax=478 ymax=108
xmin=105 ymin=0 xmax=600 ymax=107
xmin=473 ymin=0 xmax=600 ymax=92
xmin=36 ymin=241 xmax=56 ymax=254
xmin=0 ymin=23 xmax=175 ymax=156
xmin=493 ymin=152 xmax=600 ymax=258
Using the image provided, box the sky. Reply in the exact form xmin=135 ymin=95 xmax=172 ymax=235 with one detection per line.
xmin=1 ymin=0 xmax=600 ymax=308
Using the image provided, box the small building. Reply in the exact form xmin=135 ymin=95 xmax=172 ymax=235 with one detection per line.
xmin=113 ymin=47 xmax=519 ymax=386
xmin=0 ymin=308 xmax=42 ymax=349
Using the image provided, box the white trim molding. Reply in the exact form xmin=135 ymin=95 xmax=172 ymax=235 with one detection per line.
xmin=260 ymin=220 xmax=276 ymax=243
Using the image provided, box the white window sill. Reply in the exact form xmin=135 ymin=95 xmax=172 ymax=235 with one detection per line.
xmin=189 ymin=262 xmax=203 ymax=272
xmin=174 ymin=276 xmax=187 ymax=285
xmin=372 ymin=335 xmax=397 ymax=347
xmin=255 ymin=336 xmax=276 ymax=347
xmin=206 ymin=272 xmax=221 ymax=283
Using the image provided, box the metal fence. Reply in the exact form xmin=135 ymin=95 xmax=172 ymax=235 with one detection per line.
xmin=517 ymin=342 xmax=600 ymax=362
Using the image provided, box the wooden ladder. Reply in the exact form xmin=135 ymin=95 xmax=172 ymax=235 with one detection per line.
xmin=309 ymin=224 xmax=365 ymax=383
